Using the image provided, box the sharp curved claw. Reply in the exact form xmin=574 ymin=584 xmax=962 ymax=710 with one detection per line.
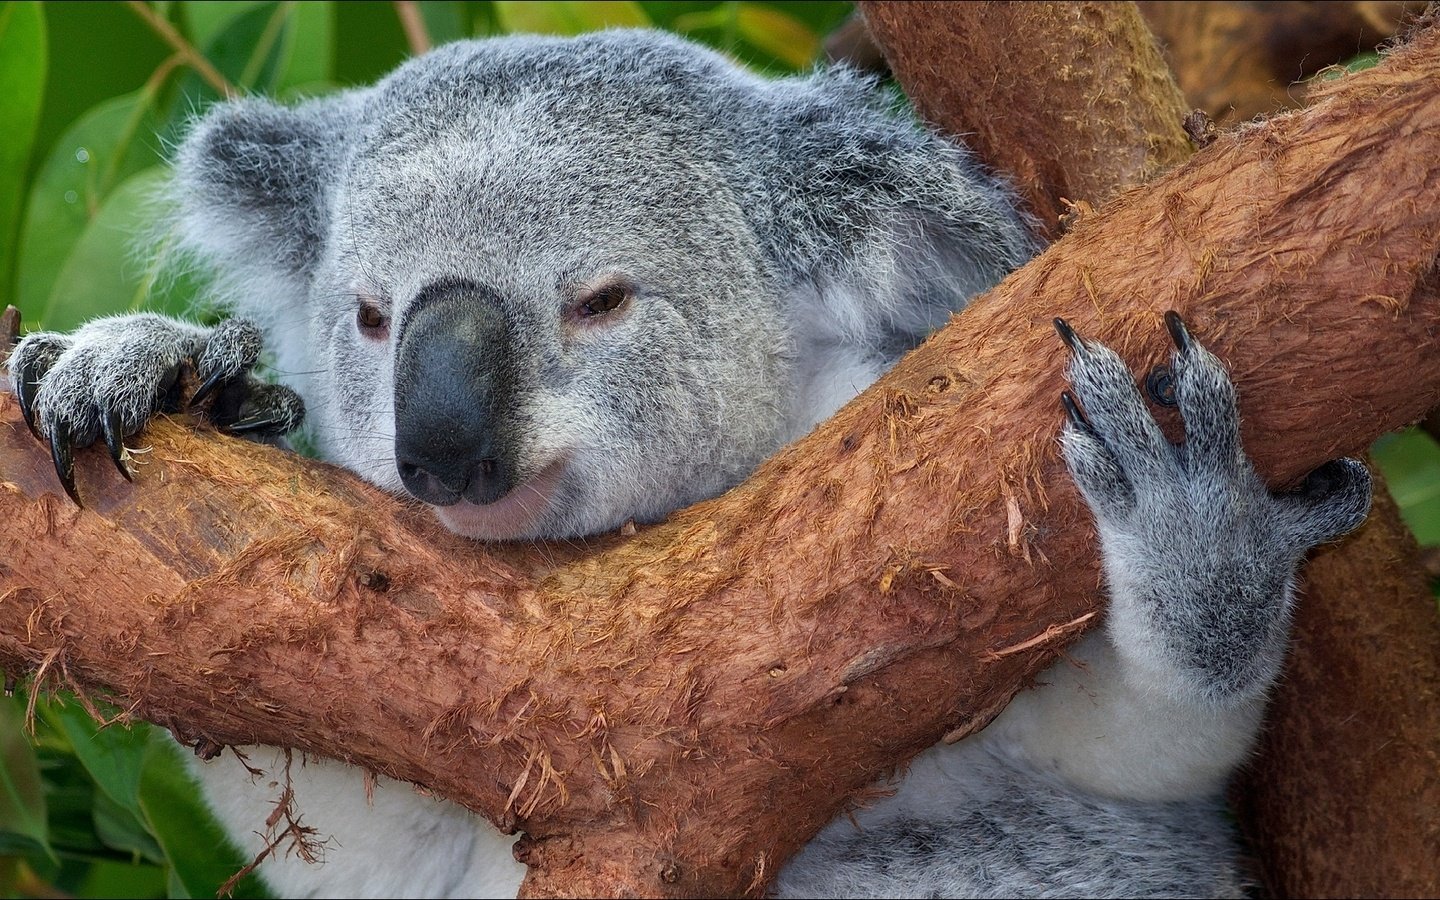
xmin=48 ymin=420 xmax=81 ymax=506
xmin=189 ymin=369 xmax=226 ymax=408
xmin=1060 ymin=390 xmax=1093 ymax=432
xmin=226 ymin=417 xmax=285 ymax=435
xmin=1053 ymin=317 xmax=1082 ymax=353
xmin=14 ymin=373 xmax=40 ymax=438
xmin=1164 ymin=310 xmax=1191 ymax=353
xmin=100 ymin=408 xmax=133 ymax=482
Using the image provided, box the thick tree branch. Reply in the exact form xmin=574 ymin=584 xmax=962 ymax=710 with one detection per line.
xmin=859 ymin=0 xmax=1193 ymax=233
xmin=2 ymin=20 xmax=1440 ymax=895
xmin=863 ymin=9 xmax=1440 ymax=892
xmin=1139 ymin=0 xmax=1429 ymax=125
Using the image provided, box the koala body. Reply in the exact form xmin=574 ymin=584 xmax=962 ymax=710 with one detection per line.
xmin=7 ymin=30 xmax=1371 ymax=899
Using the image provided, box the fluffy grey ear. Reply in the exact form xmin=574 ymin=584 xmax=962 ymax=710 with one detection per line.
xmin=172 ymin=90 xmax=364 ymax=283
xmin=735 ymin=68 xmax=1040 ymax=348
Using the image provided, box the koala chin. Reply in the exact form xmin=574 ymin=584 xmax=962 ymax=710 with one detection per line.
xmin=7 ymin=28 xmax=1371 ymax=900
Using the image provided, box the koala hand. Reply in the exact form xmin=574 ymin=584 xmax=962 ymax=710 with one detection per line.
xmin=7 ymin=314 xmax=304 ymax=504
xmin=1055 ymin=312 xmax=1370 ymax=702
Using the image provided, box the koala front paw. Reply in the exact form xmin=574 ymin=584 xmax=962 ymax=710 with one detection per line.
xmin=1053 ymin=313 xmax=1371 ymax=699
xmin=7 ymin=314 xmax=305 ymax=504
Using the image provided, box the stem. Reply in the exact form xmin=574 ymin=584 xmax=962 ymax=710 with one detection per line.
xmin=394 ymin=0 xmax=431 ymax=55
xmin=124 ymin=0 xmax=239 ymax=99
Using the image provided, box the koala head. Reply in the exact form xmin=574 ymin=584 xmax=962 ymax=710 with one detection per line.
xmin=172 ymin=30 xmax=1034 ymax=541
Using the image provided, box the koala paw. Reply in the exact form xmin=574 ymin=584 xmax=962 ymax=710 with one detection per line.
xmin=1053 ymin=313 xmax=1371 ymax=697
xmin=7 ymin=314 xmax=305 ymax=505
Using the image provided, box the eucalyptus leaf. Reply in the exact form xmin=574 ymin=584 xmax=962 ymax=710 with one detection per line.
xmin=41 ymin=698 xmax=150 ymax=813
xmin=138 ymin=733 xmax=267 ymax=900
xmin=417 ymin=0 xmax=466 ymax=47
xmin=40 ymin=167 xmax=173 ymax=333
xmin=0 ymin=0 xmax=47 ymax=307
xmin=275 ymin=1 xmax=334 ymax=90
xmin=0 ymin=696 xmax=51 ymax=861
xmin=192 ymin=2 xmax=333 ymax=97
xmin=734 ymin=4 xmax=818 ymax=69
xmin=493 ymin=0 xmax=650 ymax=36
xmin=16 ymin=90 xmax=164 ymax=316
xmin=92 ymin=789 xmax=165 ymax=863
xmin=183 ymin=0 xmax=267 ymax=49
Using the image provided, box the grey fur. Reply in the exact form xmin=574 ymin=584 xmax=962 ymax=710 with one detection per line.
xmin=4 ymin=29 xmax=1368 ymax=899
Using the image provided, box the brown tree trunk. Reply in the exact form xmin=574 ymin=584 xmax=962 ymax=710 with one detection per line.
xmin=3 ymin=14 xmax=1440 ymax=893
xmin=1139 ymin=0 xmax=1428 ymax=125
xmin=860 ymin=1 xmax=1192 ymax=233
xmin=862 ymin=3 xmax=1440 ymax=895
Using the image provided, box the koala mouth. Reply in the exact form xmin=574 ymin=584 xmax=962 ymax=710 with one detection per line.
xmin=430 ymin=459 xmax=567 ymax=540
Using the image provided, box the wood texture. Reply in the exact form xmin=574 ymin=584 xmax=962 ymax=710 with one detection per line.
xmin=3 ymin=17 xmax=1440 ymax=892
xmin=860 ymin=1 xmax=1193 ymax=232
xmin=862 ymin=4 xmax=1440 ymax=893
xmin=1139 ymin=0 xmax=1428 ymax=125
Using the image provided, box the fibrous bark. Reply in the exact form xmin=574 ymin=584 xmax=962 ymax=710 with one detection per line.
xmin=859 ymin=1 xmax=1193 ymax=233
xmin=863 ymin=4 xmax=1440 ymax=894
xmin=2 ymin=16 xmax=1439 ymax=895
xmin=1139 ymin=0 xmax=1428 ymax=125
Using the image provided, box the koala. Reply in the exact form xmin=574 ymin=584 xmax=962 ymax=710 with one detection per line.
xmin=6 ymin=29 xmax=1370 ymax=900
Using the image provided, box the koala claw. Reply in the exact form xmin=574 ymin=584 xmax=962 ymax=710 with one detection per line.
xmin=189 ymin=368 xmax=227 ymax=407
xmin=6 ymin=315 xmax=302 ymax=505
xmin=47 ymin=420 xmax=81 ymax=506
xmin=15 ymin=375 xmax=40 ymax=437
xmin=1053 ymin=316 xmax=1082 ymax=353
xmin=1163 ymin=309 xmax=1192 ymax=352
xmin=100 ymin=407 xmax=134 ymax=482
xmin=1059 ymin=390 xmax=1091 ymax=432
xmin=10 ymin=334 xmax=64 ymax=439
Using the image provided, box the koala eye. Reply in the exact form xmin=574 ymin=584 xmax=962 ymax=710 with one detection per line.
xmin=356 ymin=299 xmax=390 ymax=338
xmin=573 ymin=280 xmax=632 ymax=320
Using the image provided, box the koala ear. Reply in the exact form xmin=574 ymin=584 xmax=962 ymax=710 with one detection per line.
xmin=737 ymin=69 xmax=1040 ymax=347
xmin=172 ymin=90 xmax=363 ymax=282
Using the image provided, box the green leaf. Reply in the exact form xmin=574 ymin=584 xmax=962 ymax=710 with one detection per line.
xmin=92 ymin=786 xmax=165 ymax=863
xmin=137 ymin=733 xmax=264 ymax=900
xmin=16 ymin=90 xmax=164 ymax=316
xmin=0 ymin=1 xmax=47 ymax=307
xmin=0 ymin=696 xmax=51 ymax=861
xmin=41 ymin=698 xmax=150 ymax=810
xmin=1373 ymin=429 xmax=1440 ymax=545
xmin=41 ymin=700 xmax=265 ymax=897
xmin=417 ymin=0 xmax=467 ymax=46
xmin=183 ymin=0 xmax=268 ymax=48
xmin=72 ymin=857 xmax=168 ymax=899
xmin=39 ymin=167 xmax=174 ymax=333
xmin=275 ymin=1 xmax=334 ymax=91
xmin=189 ymin=2 xmax=333 ymax=98
xmin=734 ymin=4 xmax=818 ymax=69
xmin=493 ymin=0 xmax=650 ymax=35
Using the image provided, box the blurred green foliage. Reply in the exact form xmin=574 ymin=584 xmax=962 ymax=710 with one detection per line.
xmin=1 ymin=3 xmax=1436 ymax=899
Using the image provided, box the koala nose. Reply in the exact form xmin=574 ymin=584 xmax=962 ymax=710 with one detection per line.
xmin=396 ymin=451 xmax=514 ymax=507
xmin=392 ymin=278 xmax=522 ymax=507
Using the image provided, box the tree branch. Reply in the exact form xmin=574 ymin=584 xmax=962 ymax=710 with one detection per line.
xmin=3 ymin=18 xmax=1440 ymax=893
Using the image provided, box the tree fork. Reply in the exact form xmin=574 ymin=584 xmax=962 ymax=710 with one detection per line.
xmin=4 ymin=12 xmax=1440 ymax=900
xmin=859 ymin=3 xmax=1440 ymax=894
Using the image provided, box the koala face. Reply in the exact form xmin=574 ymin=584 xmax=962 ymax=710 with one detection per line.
xmin=304 ymin=58 xmax=791 ymax=539
xmin=173 ymin=30 xmax=1035 ymax=542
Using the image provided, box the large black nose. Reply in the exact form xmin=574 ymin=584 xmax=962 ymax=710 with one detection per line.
xmin=393 ymin=279 xmax=520 ymax=507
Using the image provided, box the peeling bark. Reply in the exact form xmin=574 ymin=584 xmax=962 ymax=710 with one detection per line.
xmin=3 ymin=18 xmax=1440 ymax=893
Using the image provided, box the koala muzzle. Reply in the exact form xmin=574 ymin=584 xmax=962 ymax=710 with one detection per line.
xmin=392 ymin=279 xmax=521 ymax=507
